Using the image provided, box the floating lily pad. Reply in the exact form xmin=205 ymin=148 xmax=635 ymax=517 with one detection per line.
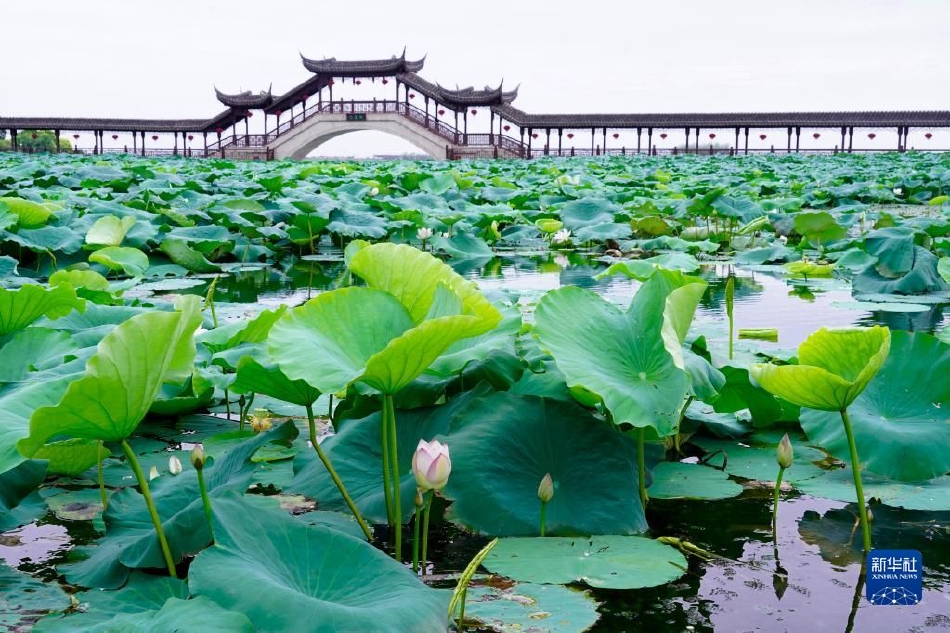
xmin=465 ymin=582 xmax=600 ymax=633
xmin=483 ymin=536 xmax=687 ymax=589
xmin=796 ymin=467 xmax=950 ymax=510
xmin=691 ymin=432 xmax=830 ymax=484
xmin=648 ymin=461 xmax=743 ymax=500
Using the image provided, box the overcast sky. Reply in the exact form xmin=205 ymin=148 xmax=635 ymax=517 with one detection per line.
xmin=3 ymin=0 xmax=947 ymax=156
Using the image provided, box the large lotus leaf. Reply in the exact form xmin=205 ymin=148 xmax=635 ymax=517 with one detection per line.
xmin=231 ymin=355 xmax=320 ymax=407
xmin=33 ymin=438 xmax=109 ymax=476
xmin=198 ymin=304 xmax=287 ymax=354
xmin=750 ymin=326 xmax=890 ymax=412
xmin=864 ymin=227 xmax=917 ymax=277
xmin=796 ymin=467 xmax=950 ymax=511
xmin=574 ymin=222 xmax=632 ymax=242
xmin=533 ymin=279 xmax=689 ymax=435
xmin=85 ymin=215 xmax=136 ymax=247
xmin=0 ymin=283 xmax=84 ymax=336
xmin=41 ymin=597 xmax=253 ymax=633
xmin=327 ymin=207 xmax=389 ymax=238
xmin=0 ymin=564 xmax=70 ymax=630
xmin=427 ymin=303 xmax=522 ymax=377
xmin=159 ymin=239 xmax=221 ymax=273
xmin=0 ymin=459 xmax=47 ymax=531
xmin=483 ymin=536 xmax=686 ymax=589
xmin=430 ymin=233 xmax=494 ymax=260
xmin=793 ymin=211 xmax=846 ymax=243
xmin=852 ymin=245 xmax=946 ymax=295
xmin=189 ymin=494 xmax=449 ymax=633
xmin=465 ymin=583 xmax=600 ymax=633
xmin=34 ymin=572 xmax=187 ymax=632
xmin=89 ymin=246 xmax=149 ymax=277
xmin=0 ymin=374 xmax=79 ymax=475
xmin=647 ymin=461 xmax=743 ymax=500
xmin=349 ymin=242 xmax=500 ymax=327
xmin=61 ymin=422 xmax=296 ymax=589
xmin=712 ymin=365 xmax=799 ymax=427
xmin=288 ymin=388 xmax=483 ymax=523
xmin=18 ymin=297 xmax=201 ymax=453
xmin=558 ymin=198 xmax=624 ymax=230
xmin=269 ymin=287 xmax=414 ymax=394
xmin=691 ymin=432 xmax=830 ymax=484
xmin=2 ymin=225 xmax=83 ymax=254
xmin=800 ymin=331 xmax=950 ymax=481
xmin=711 ymin=195 xmax=764 ymax=223
xmin=0 ymin=327 xmax=78 ymax=382
xmin=444 ymin=393 xmax=647 ymax=535
xmin=0 ymin=197 xmax=54 ymax=228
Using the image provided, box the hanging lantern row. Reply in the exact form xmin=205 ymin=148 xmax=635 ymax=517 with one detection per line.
xmin=188 ymin=135 xmax=194 ymax=141
xmin=73 ymin=134 xmax=80 ymax=140
xmin=813 ymin=133 xmax=821 ymax=139
xmin=532 ymin=133 xmax=538 ymax=139
xmin=660 ymin=133 xmax=668 ymax=139
xmin=868 ymin=133 xmax=876 ymax=140
xmin=152 ymin=135 xmax=159 ymax=141
xmin=112 ymin=134 xmax=118 ymax=140
xmin=613 ymin=133 xmax=619 ymax=139
xmin=926 ymin=132 xmax=933 ymax=139
xmin=709 ymin=133 xmax=716 ymax=139
xmin=566 ymin=133 xmax=574 ymax=139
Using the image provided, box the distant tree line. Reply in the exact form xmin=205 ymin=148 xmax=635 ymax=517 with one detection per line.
xmin=0 ymin=130 xmax=73 ymax=153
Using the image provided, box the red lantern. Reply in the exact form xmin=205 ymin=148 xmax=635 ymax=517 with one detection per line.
xmin=567 ymin=133 xmax=574 ymax=139
xmin=328 ymin=78 xmax=335 ymax=85
xmin=215 ymin=127 xmax=224 ymax=134
xmin=613 ymin=133 xmax=620 ymax=139
xmin=926 ymin=132 xmax=933 ymax=140
xmin=759 ymin=134 xmax=767 ymax=140
xmin=660 ymin=133 xmax=668 ymax=139
xmin=709 ymin=133 xmax=716 ymax=139
xmin=504 ymin=125 xmax=511 ymax=131
xmin=247 ymin=111 xmax=253 ymax=117
xmin=31 ymin=133 xmax=37 ymax=139
xmin=276 ymin=110 xmax=283 ymax=116
xmin=302 ymin=94 xmax=310 ymax=101
xmin=73 ymin=134 xmax=80 ymax=140
xmin=532 ymin=133 xmax=538 ymax=139
xmin=813 ymin=132 xmax=821 ymax=139
xmin=409 ymin=93 xmax=415 ymax=99
xmin=868 ymin=133 xmax=876 ymax=140
xmin=355 ymin=80 xmax=361 ymax=85
xmin=438 ymin=109 xmax=445 ymax=116
xmin=152 ymin=135 xmax=159 ymax=141
xmin=188 ymin=135 xmax=194 ymax=141
xmin=471 ymin=109 xmax=477 ymax=115
xmin=112 ymin=134 xmax=118 ymax=140
xmin=382 ymin=78 xmax=389 ymax=85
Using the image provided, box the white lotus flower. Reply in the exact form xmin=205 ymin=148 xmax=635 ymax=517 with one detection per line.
xmin=552 ymin=229 xmax=572 ymax=244
xmin=893 ymin=187 xmax=903 ymax=195
xmin=412 ymin=439 xmax=451 ymax=491
xmin=417 ymin=227 xmax=433 ymax=241
xmin=778 ymin=235 xmax=788 ymax=245
xmin=368 ymin=187 xmax=379 ymax=197
xmin=168 ymin=456 xmax=183 ymax=476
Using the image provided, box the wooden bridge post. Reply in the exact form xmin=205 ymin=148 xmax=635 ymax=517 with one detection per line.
xmin=637 ymin=127 xmax=642 ymax=154
xmin=684 ymin=127 xmax=690 ymax=154
xmin=840 ymin=126 xmax=846 ymax=151
xmin=590 ymin=127 xmax=595 ymax=154
xmin=602 ymin=127 xmax=607 ymax=154
xmin=647 ymin=128 xmax=653 ymax=153
xmin=141 ymin=131 xmax=145 ymax=156
xmin=848 ymin=127 xmax=854 ymax=152
xmin=55 ymin=130 xmax=60 ymax=153
xmin=787 ymin=127 xmax=792 ymax=153
xmin=695 ymin=127 xmax=700 ymax=153
xmin=796 ymin=127 xmax=801 ymax=152
xmin=734 ymin=127 xmax=740 ymax=151
xmin=558 ymin=129 xmax=562 ymax=156
xmin=744 ymin=128 xmax=749 ymax=154
xmin=546 ymin=129 xmax=552 ymax=155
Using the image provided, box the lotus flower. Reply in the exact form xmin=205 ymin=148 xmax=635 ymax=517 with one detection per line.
xmin=412 ymin=439 xmax=451 ymax=491
xmin=168 ymin=456 xmax=183 ymax=476
xmin=776 ymin=434 xmax=793 ymax=469
xmin=190 ymin=445 xmax=206 ymax=470
xmin=249 ymin=409 xmax=273 ymax=433
xmin=417 ymin=227 xmax=433 ymax=241
xmin=551 ymin=229 xmax=572 ymax=245
xmin=537 ymin=473 xmax=554 ymax=503
xmin=750 ymin=326 xmax=890 ymax=412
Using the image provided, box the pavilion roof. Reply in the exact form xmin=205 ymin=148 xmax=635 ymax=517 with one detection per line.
xmin=301 ymin=48 xmax=425 ymax=77
xmin=490 ymin=106 xmax=950 ymax=130
xmin=265 ymin=75 xmax=328 ymax=114
xmin=214 ymin=87 xmax=274 ymax=109
xmin=396 ymin=73 xmax=518 ymax=110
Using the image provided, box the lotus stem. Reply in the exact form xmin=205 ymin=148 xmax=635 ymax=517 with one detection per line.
xmin=839 ymin=408 xmax=872 ymax=552
xmin=120 ymin=440 xmax=177 ymax=578
xmin=239 ymin=393 xmax=255 ymax=432
xmin=540 ymin=501 xmax=547 ymax=537
xmin=421 ymin=491 xmax=433 ymax=574
xmin=385 ymin=394 xmax=403 ymax=560
xmin=637 ymin=427 xmax=649 ymax=509
xmin=772 ymin=465 xmax=786 ymax=535
xmin=97 ymin=441 xmax=108 ymax=511
xmin=412 ymin=490 xmax=423 ymax=573
xmin=224 ymin=388 xmax=231 ymax=420
xmin=380 ymin=400 xmax=394 ymax=526
xmin=196 ymin=467 xmax=214 ymax=542
xmin=305 ymin=404 xmax=373 ymax=541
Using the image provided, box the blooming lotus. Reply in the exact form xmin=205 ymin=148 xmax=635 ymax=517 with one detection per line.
xmin=417 ymin=227 xmax=433 ymax=241
xmin=537 ymin=473 xmax=554 ymax=503
xmin=412 ymin=439 xmax=451 ymax=491
xmin=552 ymin=229 xmax=572 ymax=245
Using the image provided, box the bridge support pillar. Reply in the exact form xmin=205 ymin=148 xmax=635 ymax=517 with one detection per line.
xmin=787 ymin=127 xmax=792 ymax=153
xmin=848 ymin=127 xmax=854 ymax=153
xmin=744 ymin=128 xmax=749 ymax=154
xmin=795 ymin=127 xmax=801 ymax=152
xmin=647 ymin=128 xmax=653 ymax=154
xmin=55 ymin=130 xmax=60 ymax=153
xmin=684 ymin=127 xmax=690 ymax=154
xmin=637 ymin=128 xmax=642 ymax=154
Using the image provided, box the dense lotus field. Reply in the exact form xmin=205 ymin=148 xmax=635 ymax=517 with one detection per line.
xmin=1 ymin=152 xmax=949 ymax=631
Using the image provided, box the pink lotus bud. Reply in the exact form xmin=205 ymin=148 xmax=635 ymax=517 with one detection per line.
xmin=412 ymin=439 xmax=451 ymax=491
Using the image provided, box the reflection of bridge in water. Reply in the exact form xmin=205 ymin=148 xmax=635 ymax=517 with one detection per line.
xmin=2 ymin=49 xmax=949 ymax=160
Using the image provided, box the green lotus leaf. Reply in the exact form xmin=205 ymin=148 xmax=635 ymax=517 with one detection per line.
xmin=327 ymin=207 xmax=389 ymax=238
xmin=0 ymin=197 xmax=54 ymax=228
xmin=793 ymin=211 xmax=846 ymax=243
xmin=18 ymin=296 xmax=201 ymax=452
xmin=852 ymin=245 xmax=945 ymax=295
xmin=800 ymin=331 xmax=950 ymax=481
xmin=796 ymin=467 xmax=950 ymax=511
xmin=33 ymin=438 xmax=110 ymax=476
xmin=750 ymin=326 xmax=890 ymax=411
xmin=534 ymin=218 xmax=564 ymax=234
xmin=444 ymin=393 xmax=648 ymax=536
xmin=0 ymin=563 xmax=70 ymax=630
xmin=783 ymin=260 xmax=835 ymax=277
xmin=0 ymin=460 xmax=48 ymax=531
xmin=534 ymin=270 xmax=704 ymax=434
xmin=0 ymin=327 xmax=78 ymax=382
xmin=691 ymin=431 xmax=830 ymax=484
xmin=647 ymin=461 xmax=743 ymax=500
xmin=482 ymin=536 xmax=687 ymax=590
xmin=85 ymin=215 xmax=136 ymax=247
xmin=159 ymin=239 xmax=221 ymax=273
xmin=189 ymin=494 xmax=449 ymax=632
xmin=0 ymin=373 xmax=79 ymax=475
xmin=232 ymin=355 xmax=320 ymax=407
xmin=558 ymin=197 xmax=623 ymax=230
xmin=0 ymin=283 xmax=85 ymax=336
xmin=44 ymin=597 xmax=253 ymax=633
xmin=465 ymin=583 xmax=600 ymax=633
xmin=198 ymin=304 xmax=287 ymax=354
xmin=89 ymin=246 xmax=149 ymax=277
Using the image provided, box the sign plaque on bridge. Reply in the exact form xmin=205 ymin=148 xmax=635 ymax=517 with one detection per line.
xmin=346 ymin=113 xmax=367 ymax=122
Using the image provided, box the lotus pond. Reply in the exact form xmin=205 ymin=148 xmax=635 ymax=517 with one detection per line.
xmin=1 ymin=152 xmax=949 ymax=632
